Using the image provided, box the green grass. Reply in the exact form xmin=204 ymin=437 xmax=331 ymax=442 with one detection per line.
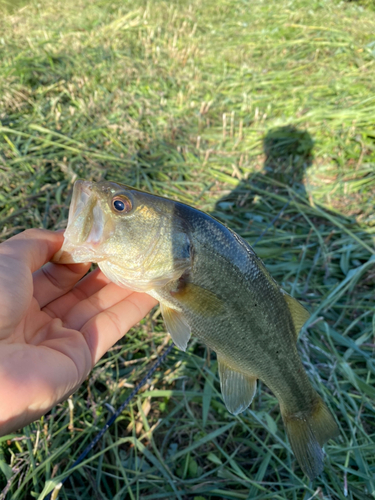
xmin=0 ymin=0 xmax=375 ymax=498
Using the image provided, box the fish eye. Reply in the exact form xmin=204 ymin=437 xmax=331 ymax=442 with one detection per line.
xmin=112 ymin=195 xmax=132 ymax=214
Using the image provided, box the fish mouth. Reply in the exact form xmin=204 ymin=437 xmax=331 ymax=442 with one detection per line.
xmin=52 ymin=180 xmax=108 ymax=264
xmin=68 ymin=180 xmax=93 ymax=227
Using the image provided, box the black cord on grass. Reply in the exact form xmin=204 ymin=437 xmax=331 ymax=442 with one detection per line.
xmin=45 ymin=201 xmax=287 ymax=499
xmin=46 ymin=342 xmax=175 ymax=500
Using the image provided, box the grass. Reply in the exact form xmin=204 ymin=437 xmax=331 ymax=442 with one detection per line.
xmin=0 ymin=0 xmax=375 ymax=498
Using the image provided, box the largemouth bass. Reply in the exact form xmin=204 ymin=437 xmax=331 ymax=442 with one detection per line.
xmin=53 ymin=180 xmax=339 ymax=479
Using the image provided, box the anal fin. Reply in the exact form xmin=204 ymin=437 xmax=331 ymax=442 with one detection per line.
xmin=218 ymin=357 xmax=257 ymax=415
xmin=160 ymin=302 xmax=191 ymax=351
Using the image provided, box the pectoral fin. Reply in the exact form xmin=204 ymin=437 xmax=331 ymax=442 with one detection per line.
xmin=171 ymin=282 xmax=224 ymax=317
xmin=281 ymin=290 xmax=310 ymax=339
xmin=218 ymin=357 xmax=257 ymax=415
xmin=160 ymin=302 xmax=191 ymax=351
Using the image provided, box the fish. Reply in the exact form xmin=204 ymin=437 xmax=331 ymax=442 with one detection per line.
xmin=53 ymin=179 xmax=339 ymax=479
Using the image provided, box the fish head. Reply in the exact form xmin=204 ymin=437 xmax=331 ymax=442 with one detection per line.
xmin=53 ymin=180 xmax=192 ymax=291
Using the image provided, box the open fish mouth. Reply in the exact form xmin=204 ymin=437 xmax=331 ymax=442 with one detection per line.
xmin=53 ymin=180 xmax=108 ymax=264
xmin=68 ymin=180 xmax=93 ymax=228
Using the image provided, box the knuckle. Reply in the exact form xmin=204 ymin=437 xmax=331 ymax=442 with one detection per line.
xmin=41 ymin=265 xmax=62 ymax=290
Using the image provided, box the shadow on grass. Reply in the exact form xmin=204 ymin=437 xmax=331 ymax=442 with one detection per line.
xmin=216 ymin=125 xmax=314 ymax=214
xmin=263 ymin=125 xmax=313 ymax=188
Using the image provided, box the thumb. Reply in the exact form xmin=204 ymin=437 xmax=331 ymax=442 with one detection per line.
xmin=0 ymin=229 xmax=64 ymax=272
xmin=0 ymin=229 xmax=64 ymax=338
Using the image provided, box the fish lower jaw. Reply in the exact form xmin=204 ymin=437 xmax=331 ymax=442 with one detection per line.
xmin=52 ymin=244 xmax=107 ymax=264
xmin=97 ymin=261 xmax=157 ymax=293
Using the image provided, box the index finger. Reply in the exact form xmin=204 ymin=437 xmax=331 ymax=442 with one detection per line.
xmin=0 ymin=229 xmax=64 ymax=273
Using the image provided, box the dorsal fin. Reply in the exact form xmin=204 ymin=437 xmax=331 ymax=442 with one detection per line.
xmin=281 ymin=290 xmax=310 ymax=340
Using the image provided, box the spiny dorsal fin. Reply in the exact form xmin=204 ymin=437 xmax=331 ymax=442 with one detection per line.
xmin=160 ymin=302 xmax=191 ymax=351
xmin=218 ymin=356 xmax=257 ymax=415
xmin=281 ymin=290 xmax=310 ymax=340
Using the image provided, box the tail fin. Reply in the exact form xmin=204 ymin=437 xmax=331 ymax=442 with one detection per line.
xmin=282 ymin=397 xmax=339 ymax=480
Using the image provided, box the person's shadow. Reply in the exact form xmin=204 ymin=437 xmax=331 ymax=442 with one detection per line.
xmin=262 ymin=125 xmax=314 ymax=189
xmin=213 ymin=125 xmax=316 ymax=254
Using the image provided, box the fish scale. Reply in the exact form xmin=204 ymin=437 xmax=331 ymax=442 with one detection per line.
xmin=53 ymin=179 xmax=340 ymax=480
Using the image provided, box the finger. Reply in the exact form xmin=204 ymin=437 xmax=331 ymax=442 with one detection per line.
xmin=42 ymin=268 xmax=112 ymax=319
xmin=81 ymin=292 xmax=158 ymax=364
xmin=0 ymin=328 xmax=93 ymax=435
xmin=0 ymin=229 xmax=64 ymax=273
xmin=0 ymin=230 xmax=65 ymax=336
xmin=33 ymin=262 xmax=91 ymax=308
xmin=63 ymin=281 xmax=139 ymax=330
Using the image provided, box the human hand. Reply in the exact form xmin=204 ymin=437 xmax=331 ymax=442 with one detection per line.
xmin=0 ymin=229 xmax=157 ymax=436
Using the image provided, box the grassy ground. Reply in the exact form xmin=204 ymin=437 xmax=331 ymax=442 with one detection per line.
xmin=0 ymin=0 xmax=375 ymax=498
